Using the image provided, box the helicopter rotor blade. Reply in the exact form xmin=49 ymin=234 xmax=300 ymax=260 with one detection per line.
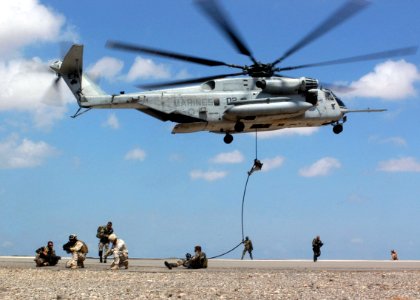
xmin=276 ymin=46 xmax=418 ymax=72
xmin=272 ymin=0 xmax=370 ymax=66
xmin=195 ymin=0 xmax=257 ymax=64
xmin=137 ymin=72 xmax=244 ymax=90
xmin=106 ymin=40 xmax=242 ymax=69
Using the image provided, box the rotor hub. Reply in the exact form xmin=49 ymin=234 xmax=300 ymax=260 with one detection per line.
xmin=245 ymin=63 xmax=274 ymax=78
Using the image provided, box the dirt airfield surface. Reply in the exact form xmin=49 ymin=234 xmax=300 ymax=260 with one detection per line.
xmin=0 ymin=257 xmax=419 ymax=299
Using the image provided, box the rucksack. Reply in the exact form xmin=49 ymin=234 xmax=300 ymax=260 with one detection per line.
xmin=96 ymin=226 xmax=104 ymax=238
xmin=80 ymin=241 xmax=89 ymax=254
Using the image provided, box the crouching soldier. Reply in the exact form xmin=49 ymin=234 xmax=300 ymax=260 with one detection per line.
xmin=104 ymin=234 xmax=128 ymax=270
xmin=63 ymin=234 xmax=88 ymax=269
xmin=164 ymin=245 xmax=208 ymax=270
xmin=34 ymin=241 xmax=61 ymax=267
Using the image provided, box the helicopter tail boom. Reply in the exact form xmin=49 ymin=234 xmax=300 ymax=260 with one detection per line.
xmin=50 ymin=44 xmax=108 ymax=107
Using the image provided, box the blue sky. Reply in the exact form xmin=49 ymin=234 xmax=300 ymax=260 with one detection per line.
xmin=0 ymin=0 xmax=419 ymax=260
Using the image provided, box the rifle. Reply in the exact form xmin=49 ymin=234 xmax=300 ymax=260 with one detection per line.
xmin=62 ymin=240 xmax=76 ymax=254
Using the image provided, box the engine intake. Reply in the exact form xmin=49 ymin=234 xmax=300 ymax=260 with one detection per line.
xmin=256 ymin=77 xmax=319 ymax=95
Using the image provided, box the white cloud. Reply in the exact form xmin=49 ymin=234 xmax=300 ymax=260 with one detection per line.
xmin=175 ymin=69 xmax=191 ymax=80
xmin=299 ymin=157 xmax=341 ymax=177
xmin=350 ymin=238 xmax=363 ymax=245
xmin=377 ymin=156 xmax=420 ymax=173
xmin=369 ymin=135 xmax=407 ymax=147
xmin=345 ymin=60 xmax=420 ymax=100
xmin=103 ymin=114 xmax=120 ymax=130
xmin=124 ymin=148 xmax=146 ymax=161
xmin=0 ymin=57 xmax=73 ymax=129
xmin=0 ymin=0 xmax=78 ymax=129
xmin=261 ymin=156 xmax=285 ymax=172
xmin=0 ymin=0 xmax=65 ymax=56
xmin=87 ymin=56 xmax=124 ymax=81
xmin=126 ymin=56 xmax=171 ymax=81
xmin=257 ymin=127 xmax=319 ymax=139
xmin=346 ymin=194 xmax=367 ymax=204
xmin=210 ymin=150 xmax=244 ymax=164
xmin=1 ymin=241 xmax=14 ymax=248
xmin=0 ymin=135 xmax=56 ymax=169
xmin=190 ymin=170 xmax=227 ymax=181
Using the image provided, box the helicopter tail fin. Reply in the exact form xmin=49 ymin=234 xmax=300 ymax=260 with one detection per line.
xmin=49 ymin=44 xmax=107 ymax=106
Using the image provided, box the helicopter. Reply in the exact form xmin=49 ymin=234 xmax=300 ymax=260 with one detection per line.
xmin=50 ymin=0 xmax=416 ymax=144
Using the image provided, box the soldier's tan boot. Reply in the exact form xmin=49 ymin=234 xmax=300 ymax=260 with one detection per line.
xmin=123 ymin=260 xmax=128 ymax=269
xmin=110 ymin=262 xmax=119 ymax=270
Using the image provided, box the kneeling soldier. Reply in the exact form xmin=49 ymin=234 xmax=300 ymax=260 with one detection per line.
xmin=105 ymin=234 xmax=129 ymax=270
xmin=63 ymin=234 xmax=88 ymax=269
xmin=34 ymin=241 xmax=61 ymax=267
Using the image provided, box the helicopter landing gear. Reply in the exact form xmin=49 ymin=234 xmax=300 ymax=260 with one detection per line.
xmin=332 ymin=116 xmax=346 ymax=134
xmin=234 ymin=121 xmax=245 ymax=132
xmin=333 ymin=124 xmax=343 ymax=134
xmin=224 ymin=133 xmax=233 ymax=144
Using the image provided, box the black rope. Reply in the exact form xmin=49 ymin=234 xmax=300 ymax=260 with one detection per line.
xmin=241 ymin=173 xmax=250 ymax=241
xmin=207 ymin=241 xmax=244 ymax=259
xmin=208 ymin=172 xmax=251 ymax=259
xmin=255 ymin=129 xmax=258 ymax=160
xmin=209 ymin=131 xmax=259 ymax=260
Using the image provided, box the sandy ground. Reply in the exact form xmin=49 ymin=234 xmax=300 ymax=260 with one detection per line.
xmin=0 ymin=257 xmax=419 ymax=299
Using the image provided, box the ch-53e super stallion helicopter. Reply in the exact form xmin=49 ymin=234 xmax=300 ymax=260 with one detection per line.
xmin=50 ymin=0 xmax=416 ymax=144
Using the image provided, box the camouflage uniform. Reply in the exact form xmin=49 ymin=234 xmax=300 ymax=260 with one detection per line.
xmin=34 ymin=242 xmax=60 ymax=267
xmin=312 ymin=236 xmax=323 ymax=262
xmin=165 ymin=246 xmax=208 ymax=269
xmin=241 ymin=237 xmax=253 ymax=260
xmin=105 ymin=236 xmax=128 ymax=270
xmin=96 ymin=222 xmax=113 ymax=263
xmin=66 ymin=240 xmax=88 ymax=269
xmin=391 ymin=250 xmax=398 ymax=260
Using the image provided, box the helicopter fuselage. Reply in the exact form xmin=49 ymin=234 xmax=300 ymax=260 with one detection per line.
xmin=80 ymin=76 xmax=344 ymax=140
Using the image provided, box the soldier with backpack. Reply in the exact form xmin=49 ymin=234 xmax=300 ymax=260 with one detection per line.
xmin=96 ymin=221 xmax=113 ymax=263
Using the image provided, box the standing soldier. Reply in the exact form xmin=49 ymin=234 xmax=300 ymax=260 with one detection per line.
xmin=104 ymin=233 xmax=129 ymax=270
xmin=241 ymin=236 xmax=253 ymax=260
xmin=63 ymin=234 xmax=89 ymax=269
xmin=34 ymin=241 xmax=61 ymax=267
xmin=391 ymin=250 xmax=398 ymax=260
xmin=96 ymin=221 xmax=113 ymax=263
xmin=312 ymin=235 xmax=324 ymax=262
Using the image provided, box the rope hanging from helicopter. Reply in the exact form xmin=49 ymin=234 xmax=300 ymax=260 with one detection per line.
xmin=209 ymin=130 xmax=262 ymax=259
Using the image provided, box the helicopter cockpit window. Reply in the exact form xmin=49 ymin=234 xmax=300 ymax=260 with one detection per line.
xmin=214 ymin=98 xmax=220 ymax=106
xmin=324 ymin=91 xmax=334 ymax=101
xmin=330 ymin=91 xmax=346 ymax=108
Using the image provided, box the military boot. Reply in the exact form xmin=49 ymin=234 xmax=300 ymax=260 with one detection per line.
xmin=164 ymin=261 xmax=178 ymax=269
xmin=99 ymin=251 xmax=103 ymax=263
